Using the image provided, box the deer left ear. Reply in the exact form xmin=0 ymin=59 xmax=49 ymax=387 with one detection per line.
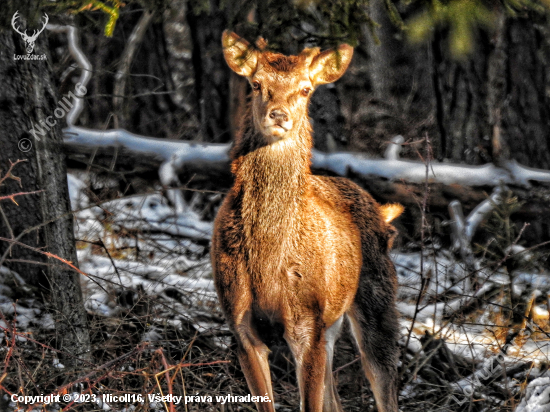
xmin=309 ymin=44 xmax=353 ymax=86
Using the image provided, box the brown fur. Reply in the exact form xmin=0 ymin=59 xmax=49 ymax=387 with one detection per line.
xmin=213 ymin=31 xmax=402 ymax=412
xmin=263 ymin=53 xmax=299 ymax=71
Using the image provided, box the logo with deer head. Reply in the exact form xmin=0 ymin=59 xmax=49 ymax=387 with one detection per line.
xmin=11 ymin=11 xmax=49 ymax=54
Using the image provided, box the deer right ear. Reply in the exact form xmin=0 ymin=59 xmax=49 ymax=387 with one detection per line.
xmin=309 ymin=44 xmax=353 ymax=85
xmin=222 ymin=31 xmax=259 ymax=78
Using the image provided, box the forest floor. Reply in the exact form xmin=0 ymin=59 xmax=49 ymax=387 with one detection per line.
xmin=1 ymin=172 xmax=550 ymax=412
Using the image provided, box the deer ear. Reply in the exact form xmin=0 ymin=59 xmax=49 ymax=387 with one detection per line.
xmin=222 ymin=31 xmax=259 ymax=78
xmin=309 ymin=44 xmax=353 ymax=85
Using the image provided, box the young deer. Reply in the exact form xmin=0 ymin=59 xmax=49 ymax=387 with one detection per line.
xmin=212 ymin=31 xmax=403 ymax=412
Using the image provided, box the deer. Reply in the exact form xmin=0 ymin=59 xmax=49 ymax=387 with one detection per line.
xmin=211 ymin=30 xmax=403 ymax=412
xmin=11 ymin=11 xmax=49 ymax=54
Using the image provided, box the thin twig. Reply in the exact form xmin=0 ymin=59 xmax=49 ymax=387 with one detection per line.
xmin=0 ymin=159 xmax=26 ymax=187
xmin=0 ymin=190 xmax=44 ymax=204
xmin=0 ymin=236 xmax=89 ymax=277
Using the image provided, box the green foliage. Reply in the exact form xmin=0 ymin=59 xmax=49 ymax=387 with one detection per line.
xmin=407 ymin=0 xmax=494 ymax=56
xmin=189 ymin=0 xmax=212 ymax=16
xmin=41 ymin=0 xmax=125 ymax=37
xmin=224 ymin=0 xmax=379 ymax=50
xmin=221 ymin=0 xmax=549 ymax=57
xmin=406 ymin=0 xmax=550 ymax=57
xmin=42 ymin=0 xmax=543 ymax=57
xmin=90 ymin=1 xmax=121 ymax=36
xmin=37 ymin=0 xmax=550 ymax=60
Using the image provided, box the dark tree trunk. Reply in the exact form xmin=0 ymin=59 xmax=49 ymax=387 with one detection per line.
xmin=431 ymin=33 xmax=493 ymax=164
xmin=343 ymin=2 xmax=435 ymax=156
xmin=415 ymin=11 xmax=550 ymax=242
xmin=344 ymin=8 xmax=550 ymax=169
xmin=338 ymin=10 xmax=550 ymax=242
xmin=187 ymin=0 xmax=231 ymax=142
xmin=0 ymin=3 xmax=90 ymax=366
xmin=501 ymin=17 xmax=550 ymax=169
xmin=432 ymin=13 xmax=550 ymax=167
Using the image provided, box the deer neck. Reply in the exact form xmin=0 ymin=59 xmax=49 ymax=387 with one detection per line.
xmin=231 ymin=120 xmax=312 ymax=264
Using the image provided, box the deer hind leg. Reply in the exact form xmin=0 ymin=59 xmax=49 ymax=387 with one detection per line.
xmin=287 ymin=318 xmax=329 ymax=412
xmin=233 ymin=313 xmax=276 ymax=412
xmin=347 ymin=286 xmax=400 ymax=412
xmin=322 ymin=316 xmax=344 ymax=412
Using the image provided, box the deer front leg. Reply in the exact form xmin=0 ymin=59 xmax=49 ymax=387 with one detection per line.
xmin=323 ymin=317 xmax=344 ymax=412
xmin=287 ymin=319 xmax=328 ymax=412
xmin=232 ymin=312 xmax=276 ymax=412
xmin=213 ymin=255 xmax=275 ymax=412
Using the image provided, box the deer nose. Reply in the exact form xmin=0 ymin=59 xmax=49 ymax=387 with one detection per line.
xmin=269 ymin=109 xmax=288 ymax=122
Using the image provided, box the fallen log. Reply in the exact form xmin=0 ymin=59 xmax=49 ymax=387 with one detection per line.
xmin=63 ymin=129 xmax=550 ymax=219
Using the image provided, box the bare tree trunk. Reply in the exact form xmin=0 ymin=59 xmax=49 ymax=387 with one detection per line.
xmin=432 ymin=13 xmax=550 ymax=167
xmin=501 ymin=16 xmax=550 ymax=169
xmin=431 ymin=33 xmax=492 ymax=164
xmin=187 ymin=0 xmax=231 ymax=142
xmin=345 ymin=5 xmax=435 ymax=156
xmin=367 ymin=0 xmax=394 ymax=101
xmin=0 ymin=4 xmax=90 ymax=367
xmin=427 ymin=12 xmax=550 ymax=242
xmin=486 ymin=11 xmax=508 ymax=166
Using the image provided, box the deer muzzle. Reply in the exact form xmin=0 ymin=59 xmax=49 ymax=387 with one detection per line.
xmin=263 ymin=108 xmax=292 ymax=139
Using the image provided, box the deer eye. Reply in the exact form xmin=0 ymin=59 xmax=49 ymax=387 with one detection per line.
xmin=301 ymin=88 xmax=311 ymax=97
xmin=252 ymin=81 xmax=261 ymax=92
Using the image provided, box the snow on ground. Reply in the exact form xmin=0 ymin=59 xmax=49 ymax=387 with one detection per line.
xmin=67 ymin=172 xmax=550 ymax=411
xmin=393 ymin=248 xmax=550 ymax=359
xmin=516 ymin=376 xmax=550 ymax=412
xmin=68 ymin=172 xmax=219 ymax=338
xmin=0 ymin=265 xmax=54 ymax=340
xmin=1 ymin=173 xmax=549 ymax=411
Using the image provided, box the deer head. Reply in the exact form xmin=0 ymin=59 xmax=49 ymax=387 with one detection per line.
xmin=222 ymin=31 xmax=353 ymax=144
xmin=12 ymin=11 xmax=49 ymax=54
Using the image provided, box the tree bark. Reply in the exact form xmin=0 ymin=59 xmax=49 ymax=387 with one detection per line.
xmin=0 ymin=4 xmax=90 ymax=366
xmin=187 ymin=0 xmax=231 ymax=142
xmin=501 ymin=16 xmax=550 ymax=169
xmin=431 ymin=33 xmax=492 ymax=164
xmin=431 ymin=13 xmax=550 ymax=167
